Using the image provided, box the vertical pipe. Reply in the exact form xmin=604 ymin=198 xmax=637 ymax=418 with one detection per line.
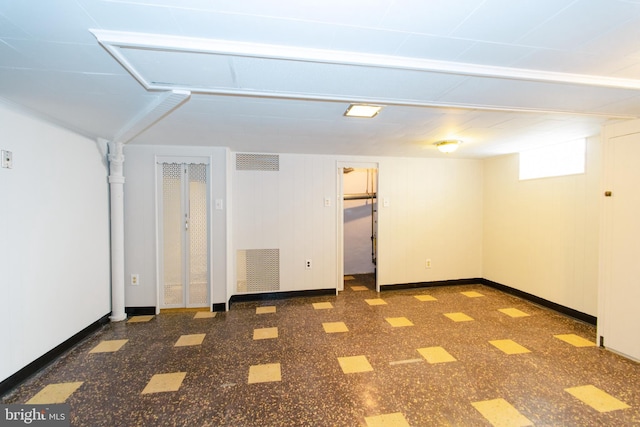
xmin=370 ymin=169 xmax=376 ymax=265
xmin=108 ymin=141 xmax=127 ymax=322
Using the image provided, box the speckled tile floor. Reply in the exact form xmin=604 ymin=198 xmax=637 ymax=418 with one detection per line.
xmin=3 ymin=274 xmax=640 ymax=426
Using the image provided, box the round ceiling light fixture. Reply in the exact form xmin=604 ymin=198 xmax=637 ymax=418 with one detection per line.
xmin=434 ymin=139 xmax=462 ymax=153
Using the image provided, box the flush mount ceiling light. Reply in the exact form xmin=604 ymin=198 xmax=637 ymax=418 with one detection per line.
xmin=344 ymin=104 xmax=383 ymax=118
xmin=434 ymin=139 xmax=462 ymax=153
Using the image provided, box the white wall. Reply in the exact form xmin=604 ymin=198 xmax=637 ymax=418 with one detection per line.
xmin=376 ymin=157 xmax=484 ymax=286
xmin=233 ymin=154 xmax=337 ymax=292
xmin=233 ymin=154 xmax=483 ymax=293
xmin=0 ymin=102 xmax=110 ymax=383
xmin=483 ymin=136 xmax=601 ymax=316
xmin=123 ymin=145 xmax=228 ymax=308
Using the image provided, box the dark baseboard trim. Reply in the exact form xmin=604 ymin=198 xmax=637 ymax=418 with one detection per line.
xmin=127 ymin=305 xmax=224 ymax=313
xmin=125 ymin=306 xmax=156 ymax=316
xmin=380 ymin=278 xmax=484 ymax=291
xmin=480 ymin=279 xmax=597 ymax=326
xmin=229 ymin=288 xmax=335 ymax=308
xmin=380 ymin=278 xmax=596 ymax=326
xmin=0 ymin=313 xmax=110 ymax=397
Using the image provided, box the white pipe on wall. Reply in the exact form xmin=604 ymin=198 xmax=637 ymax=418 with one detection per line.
xmin=108 ymin=141 xmax=127 ymax=322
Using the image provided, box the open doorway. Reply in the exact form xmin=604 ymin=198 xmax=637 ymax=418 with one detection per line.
xmin=337 ymin=162 xmax=379 ymax=292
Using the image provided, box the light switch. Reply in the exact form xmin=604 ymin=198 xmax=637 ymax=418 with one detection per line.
xmin=1 ymin=150 xmax=12 ymax=169
xmin=383 ymin=198 xmax=389 ymax=207
xmin=215 ymin=199 xmax=223 ymax=210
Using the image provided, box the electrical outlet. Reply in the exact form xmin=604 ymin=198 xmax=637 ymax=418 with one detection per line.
xmin=131 ymin=274 xmax=140 ymax=286
xmin=305 ymin=259 xmax=312 ymax=270
xmin=425 ymin=259 xmax=432 ymax=269
xmin=324 ymin=197 xmax=331 ymax=207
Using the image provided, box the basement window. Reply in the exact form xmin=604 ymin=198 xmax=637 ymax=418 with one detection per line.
xmin=519 ymin=138 xmax=586 ymax=180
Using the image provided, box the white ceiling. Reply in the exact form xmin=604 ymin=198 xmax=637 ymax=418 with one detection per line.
xmin=2 ymin=0 xmax=640 ymax=158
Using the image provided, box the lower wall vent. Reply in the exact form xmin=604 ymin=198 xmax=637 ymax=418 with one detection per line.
xmin=237 ymin=249 xmax=280 ymax=293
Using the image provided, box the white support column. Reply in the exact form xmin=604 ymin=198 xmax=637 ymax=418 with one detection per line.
xmin=108 ymin=141 xmax=127 ymax=322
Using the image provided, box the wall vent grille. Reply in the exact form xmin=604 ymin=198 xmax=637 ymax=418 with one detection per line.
xmin=236 ymin=153 xmax=279 ymax=171
xmin=237 ymin=249 xmax=280 ymax=293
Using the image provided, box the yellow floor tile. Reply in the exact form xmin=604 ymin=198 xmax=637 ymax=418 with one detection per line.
xmin=489 ymin=339 xmax=531 ymax=355
xmin=554 ymin=334 xmax=596 ymax=347
xmin=174 ymin=333 xmax=206 ymax=347
xmin=344 ymin=276 xmax=356 ymax=281
xmin=312 ymin=302 xmax=334 ymax=310
xmin=127 ymin=315 xmax=154 ymax=323
xmin=365 ymin=412 xmax=410 ymax=427
xmin=461 ymin=291 xmax=484 ymax=298
xmin=415 ymin=294 xmax=437 ymax=302
xmin=351 ymin=285 xmax=368 ymax=291
xmin=256 ymin=306 xmax=276 ymax=314
xmin=26 ymin=382 xmax=83 ymax=404
xmin=248 ymin=363 xmax=281 ymax=384
xmin=194 ymin=311 xmax=216 ymax=319
xmin=444 ymin=312 xmax=474 ymax=322
xmin=365 ymin=298 xmax=387 ymax=306
xmin=471 ymin=398 xmax=533 ymax=427
xmin=386 ymin=317 xmax=414 ymax=327
xmin=323 ymin=321 xmax=349 ymax=333
xmin=253 ymin=327 xmax=278 ymax=340
xmin=498 ymin=308 xmax=530 ymax=318
xmin=565 ymin=385 xmax=630 ymax=412
xmin=417 ymin=346 xmax=457 ymax=364
xmin=141 ymin=372 xmax=186 ymax=394
xmin=89 ymin=339 xmax=128 ymax=353
xmin=338 ymin=355 xmax=374 ymax=374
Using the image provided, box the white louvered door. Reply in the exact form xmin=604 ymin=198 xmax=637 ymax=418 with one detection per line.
xmin=160 ymin=162 xmax=209 ymax=308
